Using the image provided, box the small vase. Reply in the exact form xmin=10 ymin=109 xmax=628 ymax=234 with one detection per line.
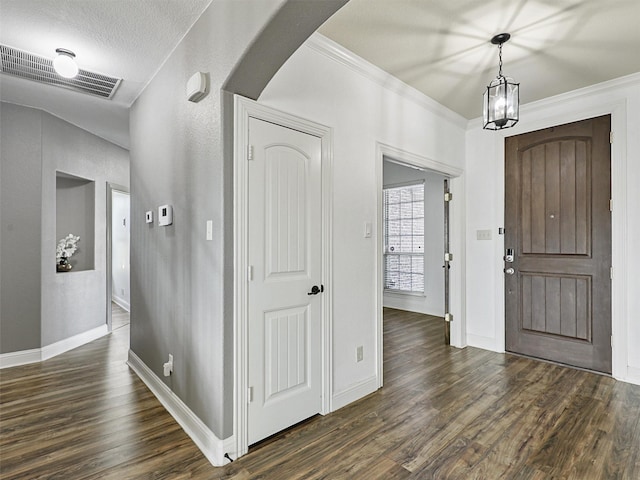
xmin=57 ymin=259 xmax=73 ymax=272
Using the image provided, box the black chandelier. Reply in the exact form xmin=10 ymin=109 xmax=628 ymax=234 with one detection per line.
xmin=483 ymin=33 xmax=519 ymax=130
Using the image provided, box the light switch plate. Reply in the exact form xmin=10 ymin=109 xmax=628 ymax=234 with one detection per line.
xmin=477 ymin=229 xmax=492 ymax=240
xmin=206 ymin=220 xmax=213 ymax=240
xmin=145 ymin=211 xmax=153 ymax=224
xmin=364 ymin=222 xmax=372 ymax=238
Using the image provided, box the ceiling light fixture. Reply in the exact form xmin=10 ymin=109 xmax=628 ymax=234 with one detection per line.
xmin=483 ymin=33 xmax=519 ymax=130
xmin=53 ymin=48 xmax=79 ymax=79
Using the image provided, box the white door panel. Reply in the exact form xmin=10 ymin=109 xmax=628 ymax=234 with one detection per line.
xmin=248 ymin=117 xmax=322 ymax=445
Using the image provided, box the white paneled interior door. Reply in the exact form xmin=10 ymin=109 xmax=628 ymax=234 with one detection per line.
xmin=247 ymin=117 xmax=323 ymax=445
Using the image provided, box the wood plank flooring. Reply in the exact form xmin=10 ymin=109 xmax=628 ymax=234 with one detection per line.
xmin=111 ymin=301 xmax=130 ymax=330
xmin=1 ymin=308 xmax=639 ymax=478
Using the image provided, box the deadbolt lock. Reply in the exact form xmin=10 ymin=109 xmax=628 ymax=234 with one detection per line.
xmin=504 ymin=248 xmax=514 ymax=263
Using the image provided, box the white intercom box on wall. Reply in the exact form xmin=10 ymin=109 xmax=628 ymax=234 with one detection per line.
xmin=158 ymin=205 xmax=173 ymax=226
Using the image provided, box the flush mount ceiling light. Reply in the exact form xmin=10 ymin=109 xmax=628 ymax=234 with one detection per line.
xmin=53 ymin=48 xmax=79 ymax=78
xmin=483 ymin=33 xmax=519 ymax=130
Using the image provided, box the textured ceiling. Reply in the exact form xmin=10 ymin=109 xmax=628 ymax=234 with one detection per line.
xmin=320 ymin=0 xmax=640 ymax=119
xmin=0 ymin=0 xmax=213 ymax=147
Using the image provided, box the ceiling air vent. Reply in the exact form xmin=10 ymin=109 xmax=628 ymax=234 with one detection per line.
xmin=0 ymin=44 xmax=121 ymax=99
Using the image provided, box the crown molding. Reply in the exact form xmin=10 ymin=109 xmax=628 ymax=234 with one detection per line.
xmin=305 ymin=33 xmax=468 ymax=130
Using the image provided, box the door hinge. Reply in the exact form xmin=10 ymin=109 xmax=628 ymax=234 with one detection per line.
xmin=444 ymin=192 xmax=453 ymax=202
xmin=445 ymin=313 xmax=453 ymax=323
xmin=247 ymin=386 xmax=253 ymax=403
xmin=609 ymin=199 xmax=613 ymax=212
xmin=444 ymin=252 xmax=453 ymax=262
xmin=610 ymin=267 xmax=613 ymax=279
xmin=611 ymin=335 xmax=613 ymax=347
xmin=247 ymin=145 xmax=254 ymax=161
xmin=610 ymin=131 xmax=613 ymax=144
xmin=248 ymin=265 xmax=253 ymax=281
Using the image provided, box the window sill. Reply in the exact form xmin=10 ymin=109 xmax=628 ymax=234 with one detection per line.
xmin=384 ymin=289 xmax=426 ymax=298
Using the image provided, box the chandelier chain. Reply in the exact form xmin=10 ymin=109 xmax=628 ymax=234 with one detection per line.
xmin=498 ymin=43 xmax=503 ymax=77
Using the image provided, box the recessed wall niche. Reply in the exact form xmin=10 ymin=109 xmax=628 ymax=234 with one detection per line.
xmin=56 ymin=172 xmax=95 ymax=272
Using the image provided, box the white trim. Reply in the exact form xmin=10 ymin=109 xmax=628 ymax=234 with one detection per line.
xmin=331 ymin=376 xmax=379 ymax=411
xmin=41 ymin=324 xmax=109 ymax=360
xmin=376 ymin=143 xmax=466 ymax=385
xmin=233 ymin=95 xmax=334 ymax=459
xmin=1 ymin=324 xmax=109 ymax=368
xmin=467 ymin=334 xmax=500 ymax=352
xmin=489 ymin=100 xmax=628 ymax=380
xmin=127 ymin=350 xmax=231 ymax=466
xmin=111 ymin=295 xmax=131 ymax=312
xmin=306 ymin=33 xmax=468 ymax=131
xmin=0 ymin=348 xmax=42 ymax=369
xmin=625 ymin=367 xmax=640 ymax=386
xmin=106 ymin=182 xmax=130 ymax=333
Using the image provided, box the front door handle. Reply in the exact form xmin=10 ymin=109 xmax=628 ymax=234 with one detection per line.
xmin=307 ymin=285 xmax=324 ymax=295
xmin=504 ymin=267 xmax=515 ymax=275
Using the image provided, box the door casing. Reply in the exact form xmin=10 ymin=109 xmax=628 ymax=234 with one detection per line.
xmin=233 ymin=96 xmax=333 ymax=458
xmin=495 ymin=101 xmax=628 ymax=380
xmin=106 ymin=182 xmax=129 ymax=333
xmin=375 ymin=143 xmax=465 ymax=387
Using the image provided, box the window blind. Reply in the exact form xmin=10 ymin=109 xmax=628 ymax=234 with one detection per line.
xmin=383 ymin=182 xmax=425 ymax=293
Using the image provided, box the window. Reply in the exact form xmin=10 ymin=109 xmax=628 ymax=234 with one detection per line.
xmin=383 ymin=182 xmax=424 ymax=294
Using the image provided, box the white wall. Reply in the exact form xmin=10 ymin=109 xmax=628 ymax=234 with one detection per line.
xmin=464 ymin=73 xmax=640 ymax=384
xmin=259 ymin=34 xmax=466 ymax=402
xmin=382 ymin=161 xmax=446 ymax=317
xmin=111 ymin=190 xmax=130 ymax=311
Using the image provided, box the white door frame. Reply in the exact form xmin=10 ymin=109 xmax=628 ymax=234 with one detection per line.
xmin=375 ymin=143 xmax=466 ymax=386
xmin=106 ymin=182 xmax=129 ymax=332
xmin=493 ymin=101 xmax=628 ymax=381
xmin=233 ymin=96 xmax=333 ymax=458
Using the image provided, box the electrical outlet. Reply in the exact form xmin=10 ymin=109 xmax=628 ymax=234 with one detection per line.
xmin=356 ymin=346 xmax=363 ymax=362
xmin=163 ymin=354 xmax=174 ymax=377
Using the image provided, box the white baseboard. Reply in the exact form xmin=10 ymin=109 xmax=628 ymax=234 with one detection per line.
xmin=0 ymin=348 xmax=42 ymax=369
xmin=331 ymin=375 xmax=379 ymax=411
xmin=0 ymin=324 xmax=109 ymax=369
xmin=42 ymin=325 xmax=109 ymax=361
xmin=466 ymin=333 xmax=501 ymax=352
xmin=112 ymin=295 xmax=130 ymax=312
xmin=127 ymin=350 xmax=232 ymax=467
xmin=624 ymin=366 xmax=640 ymax=386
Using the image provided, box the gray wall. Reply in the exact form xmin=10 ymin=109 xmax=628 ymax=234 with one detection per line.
xmin=56 ymin=175 xmax=95 ymax=272
xmin=0 ymin=102 xmax=129 ymax=353
xmin=383 ymin=160 xmax=447 ymax=316
xmin=129 ymin=0 xmax=347 ymax=439
xmin=1 ymin=103 xmax=43 ymax=352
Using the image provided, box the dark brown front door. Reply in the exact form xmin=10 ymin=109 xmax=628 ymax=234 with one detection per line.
xmin=505 ymin=115 xmax=612 ymax=373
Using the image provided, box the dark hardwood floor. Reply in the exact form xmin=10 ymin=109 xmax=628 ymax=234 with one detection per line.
xmin=111 ymin=301 xmax=130 ymax=330
xmin=1 ymin=308 xmax=639 ymax=479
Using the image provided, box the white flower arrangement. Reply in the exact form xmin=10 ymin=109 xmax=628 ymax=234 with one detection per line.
xmin=56 ymin=234 xmax=80 ymax=263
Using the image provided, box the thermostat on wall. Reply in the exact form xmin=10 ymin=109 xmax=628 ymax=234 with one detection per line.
xmin=145 ymin=210 xmax=153 ymax=224
xmin=158 ymin=205 xmax=173 ymax=226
